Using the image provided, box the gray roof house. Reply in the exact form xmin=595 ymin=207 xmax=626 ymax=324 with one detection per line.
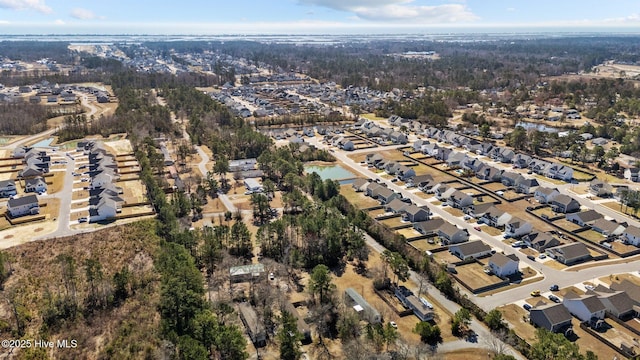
xmin=611 ymin=280 xmax=640 ymax=307
xmin=622 ymin=225 xmax=640 ymax=247
xmin=413 ymin=218 xmax=445 ymax=236
xmin=480 ymin=206 xmax=512 ymax=228
xmin=550 ymin=194 xmax=581 ymax=214
xmin=447 ymin=190 xmax=474 ymax=209
xmin=530 ymin=303 xmax=573 ymax=333
xmin=523 ymin=232 xmax=560 ymax=252
xmin=352 ymin=178 xmax=370 ymax=192
xmin=505 ymin=217 xmax=533 ymax=238
xmin=566 ymin=210 xmax=603 ymax=227
xmin=438 ymin=222 xmax=469 ymax=245
xmin=402 ymin=205 xmax=430 ymax=223
xmin=373 ymin=187 xmax=400 ymax=204
xmin=501 ymin=172 xmax=521 ymax=187
xmin=547 ymin=242 xmax=591 ymax=265
xmin=488 ymin=253 xmax=519 ymax=277
xmin=396 ymin=165 xmax=416 ymax=181
xmin=562 ymin=291 xmax=606 ymax=322
xmin=586 ymin=285 xmax=635 ymax=319
xmin=591 ymin=218 xmax=626 ymax=237
xmin=385 ymin=198 xmax=408 ymax=214
xmin=7 ymin=194 xmax=39 ymax=218
xmin=515 ymin=176 xmax=539 ymax=194
xmin=449 ymin=240 xmax=492 ymax=260
xmin=589 ymin=179 xmax=613 ymax=197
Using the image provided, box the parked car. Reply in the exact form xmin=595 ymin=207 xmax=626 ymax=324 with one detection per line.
xmin=550 ymin=284 xmax=559 ymax=291
xmin=523 ymin=304 xmax=532 ymax=311
xmin=530 ymin=290 xmax=541 ymax=297
xmin=527 ymin=255 xmax=536 ymax=261
xmin=474 ymin=226 xmax=481 ymax=231
xmin=549 ymin=295 xmax=560 ymax=303
xmin=539 ymin=254 xmax=547 ymax=259
xmin=78 ymin=217 xmax=88 ymax=223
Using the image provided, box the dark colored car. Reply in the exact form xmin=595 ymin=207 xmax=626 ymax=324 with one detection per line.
xmin=550 ymin=284 xmax=559 ymax=291
xmin=523 ymin=304 xmax=532 ymax=311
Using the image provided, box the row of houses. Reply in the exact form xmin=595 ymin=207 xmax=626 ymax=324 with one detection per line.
xmin=354 ymin=119 xmax=408 ymax=144
xmin=530 ymin=280 xmax=640 ymax=334
xmin=417 ymin=130 xmax=574 ymax=182
xmin=80 ymin=142 xmax=123 ymax=222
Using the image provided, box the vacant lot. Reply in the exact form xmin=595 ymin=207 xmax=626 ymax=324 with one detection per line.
xmin=340 ymin=185 xmax=381 ymax=209
xmin=433 ymin=251 xmax=463 ymax=264
xmin=532 ymin=207 xmax=558 ymax=219
xmin=454 ymin=262 xmax=503 ymax=291
xmin=443 ymin=207 xmax=464 ymax=217
xmin=598 ymin=273 xmax=640 ymax=286
xmin=368 ymin=209 xmax=387 ymax=218
xmin=479 ymin=225 xmax=502 ymax=236
xmin=499 ymin=304 xmax=536 ymax=341
xmin=601 ymin=201 xmax=637 ymax=217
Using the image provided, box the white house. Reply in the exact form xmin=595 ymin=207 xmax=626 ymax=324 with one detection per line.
xmin=591 ymin=218 xmax=626 ymax=237
xmin=566 ymin=210 xmax=603 ymax=227
xmin=24 ymin=177 xmax=47 ymax=193
xmin=449 ymin=240 xmax=492 ymax=261
xmin=93 ymin=197 xmax=120 ymax=221
xmin=624 ymin=168 xmax=639 ymax=182
xmin=562 ymin=292 xmax=606 ymax=322
xmin=488 ymin=253 xmax=519 ymax=277
xmin=623 ymin=225 xmax=640 ymax=246
xmin=505 ymin=217 xmax=533 ymax=238
xmin=0 ymin=179 xmax=17 ymax=197
xmin=244 ymin=178 xmax=263 ymax=193
xmin=437 ymin=222 xmax=469 ymax=245
xmin=91 ymin=172 xmax=114 ymax=189
xmin=7 ymin=194 xmax=39 ymax=218
xmin=480 ymin=206 xmax=512 ymax=228
xmin=534 ymin=187 xmax=559 ymax=204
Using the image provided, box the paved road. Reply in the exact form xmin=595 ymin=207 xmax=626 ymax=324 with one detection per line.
xmin=306 ymin=136 xmax=640 ymax=311
xmin=362 ymin=228 xmax=524 ymax=359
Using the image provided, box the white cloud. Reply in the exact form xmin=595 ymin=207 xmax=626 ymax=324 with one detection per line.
xmin=70 ymin=8 xmax=97 ymax=20
xmin=298 ymin=0 xmax=477 ymax=23
xmin=602 ymin=13 xmax=640 ymax=23
xmin=507 ymin=7 xmax=516 ymax=12
xmin=53 ymin=19 xmax=64 ymax=25
xmin=0 ymin=0 xmax=51 ymax=14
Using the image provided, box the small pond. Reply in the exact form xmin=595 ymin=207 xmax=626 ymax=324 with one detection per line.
xmin=304 ymin=165 xmax=356 ymax=181
xmin=31 ymin=137 xmax=55 ymax=148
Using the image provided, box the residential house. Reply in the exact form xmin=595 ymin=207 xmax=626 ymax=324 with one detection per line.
xmin=529 ymin=159 xmax=551 ymax=175
xmin=229 ymin=158 xmax=258 ymax=172
xmin=562 ymin=291 xmax=606 ymax=322
xmin=438 ymin=222 xmax=470 ymax=245
xmin=413 ymin=139 xmax=428 ymax=152
xmin=434 ymin=147 xmax=453 ymax=161
xmin=402 ymin=205 xmax=430 ymax=223
xmin=7 ymin=195 xmax=39 ymax=218
xmin=434 ymin=184 xmax=452 ymax=199
xmin=447 ymin=190 xmax=474 ymax=209
xmin=505 ymin=217 xmax=533 ymax=238
xmin=352 ymin=178 xmax=370 ymax=192
xmin=344 ymin=288 xmax=381 ymax=324
xmin=24 ymin=177 xmax=47 ymax=193
xmin=373 ymin=187 xmax=400 ymax=204
xmin=550 ymin=194 xmax=581 ymax=213
xmin=488 ymin=253 xmax=519 ymax=277
xmin=545 ymin=164 xmax=574 ymax=181
xmin=501 ymin=172 xmax=520 ymax=187
xmin=340 ymin=139 xmax=355 ymax=151
xmin=422 ymin=143 xmax=439 ymax=156
xmin=394 ymin=286 xmax=434 ymax=321
xmin=515 ymin=176 xmax=539 ymax=194
xmin=365 ymin=153 xmax=384 ymax=167
xmin=384 ymin=161 xmax=401 ymax=175
xmin=624 ymin=168 xmax=639 ymax=182
xmin=389 ymin=131 xmax=408 ymax=144
xmin=0 ymin=179 xmax=17 ymax=197
xmin=611 ymin=280 xmax=640 ymax=308
xmin=591 ymin=218 xmax=626 ymax=237
xmin=622 ymin=225 xmax=640 ymax=246
xmin=413 ymin=218 xmax=445 ymax=236
xmin=385 ymin=198 xmax=408 ymax=214
xmin=462 ymin=157 xmax=484 ymax=173
xmin=449 ymin=240 xmax=492 ymax=261
xmin=589 ymin=179 xmax=613 ymax=197
xmin=523 ymin=232 xmax=561 ymax=252
xmin=92 ymin=197 xmax=120 ymax=221
xmin=475 ymin=164 xmax=502 ymax=182
xmin=408 ymin=174 xmax=433 ymax=188
xmin=512 ymin=154 xmax=532 ymax=169
xmin=547 ymin=242 xmax=591 ymax=265
xmin=396 ymin=165 xmax=416 ymax=181
xmin=566 ymin=210 xmax=603 ymax=227
xmin=467 ymin=203 xmax=495 ymax=219
xmin=446 ymin=152 xmax=466 ymax=168
xmin=586 ymin=285 xmax=635 ymax=319
xmin=365 ymin=183 xmax=383 ymax=197
xmin=529 ymin=303 xmax=573 ymax=333
xmin=480 ymin=206 xmax=512 ymax=228
xmin=11 ymin=146 xmax=31 ymax=158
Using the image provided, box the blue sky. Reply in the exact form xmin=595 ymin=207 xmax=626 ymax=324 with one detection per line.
xmin=0 ymin=0 xmax=639 ymax=34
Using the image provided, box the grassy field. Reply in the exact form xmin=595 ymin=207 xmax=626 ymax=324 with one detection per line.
xmin=552 ymin=219 xmax=584 ymax=232
xmin=454 ymin=262 xmax=503 ymax=291
xmin=499 ymin=304 xmax=536 ymax=341
xmin=340 ymin=185 xmax=382 ymax=209
xmin=601 ymin=201 xmax=638 ymax=217
xmin=479 ymin=225 xmax=503 ymax=236
xmin=380 ymin=216 xmax=406 ymax=228
xmin=408 ymin=239 xmax=440 ymax=252
xmin=396 ymin=227 xmax=422 ymax=239
xmin=360 ymin=113 xmax=386 ymax=121
xmin=579 ymin=229 xmax=605 ymax=242
xmin=443 ymin=207 xmax=464 ymax=217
